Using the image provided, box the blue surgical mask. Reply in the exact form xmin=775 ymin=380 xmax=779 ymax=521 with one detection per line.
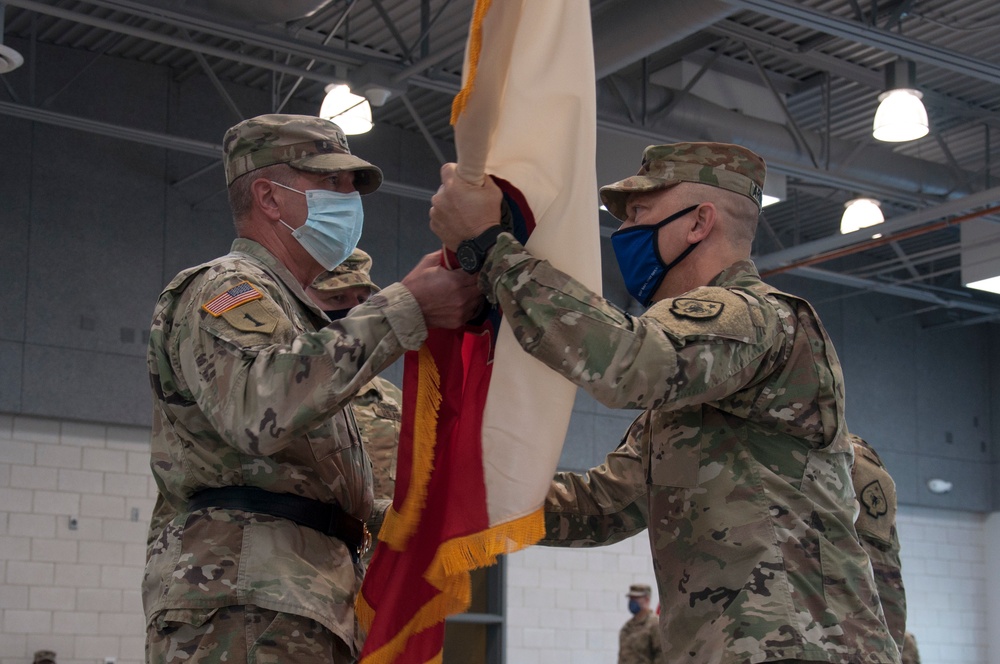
xmin=610 ymin=204 xmax=700 ymax=306
xmin=273 ymin=181 xmax=364 ymax=270
xmin=628 ymin=599 xmax=642 ymax=615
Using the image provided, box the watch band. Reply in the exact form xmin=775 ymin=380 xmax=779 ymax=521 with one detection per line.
xmin=457 ymin=224 xmax=505 ymax=273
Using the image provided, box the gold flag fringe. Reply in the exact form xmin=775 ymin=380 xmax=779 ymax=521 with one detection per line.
xmin=449 ymin=0 xmax=493 ymax=125
xmin=356 ymin=509 xmax=544 ymax=664
xmin=377 ymin=345 xmax=441 ymax=551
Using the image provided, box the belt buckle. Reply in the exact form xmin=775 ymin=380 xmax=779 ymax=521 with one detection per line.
xmin=359 ymin=523 xmax=373 ymax=559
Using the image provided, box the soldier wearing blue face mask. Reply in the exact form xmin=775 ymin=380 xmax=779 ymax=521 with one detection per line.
xmin=429 ymin=142 xmax=900 ymax=664
xmin=619 ymin=584 xmax=665 ymax=664
xmin=144 ymin=115 xmax=483 ymax=664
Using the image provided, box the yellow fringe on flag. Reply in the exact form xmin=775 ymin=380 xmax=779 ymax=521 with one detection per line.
xmin=357 ymin=509 xmax=545 ymax=663
xmin=449 ymin=0 xmax=494 ymax=125
xmin=377 ymin=345 xmax=441 ymax=551
xmin=427 ymin=508 xmax=545 ymax=583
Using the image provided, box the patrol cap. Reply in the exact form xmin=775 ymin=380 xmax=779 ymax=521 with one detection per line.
xmin=33 ymin=651 xmax=57 ymax=664
xmin=223 ymin=113 xmax=383 ymax=194
xmin=600 ymin=142 xmax=766 ymax=220
xmin=626 ymin=584 xmax=652 ymax=597
xmin=311 ymin=248 xmax=381 ymax=294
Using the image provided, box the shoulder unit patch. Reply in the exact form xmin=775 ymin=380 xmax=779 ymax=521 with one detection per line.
xmin=202 ymin=281 xmax=264 ymax=316
xmin=670 ymin=298 xmax=724 ymax=320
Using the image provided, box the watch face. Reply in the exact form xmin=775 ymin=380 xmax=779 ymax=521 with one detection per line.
xmin=457 ymin=245 xmax=480 ymax=272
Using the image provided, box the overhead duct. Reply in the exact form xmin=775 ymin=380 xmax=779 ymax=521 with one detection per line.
xmin=592 ymin=0 xmax=735 ymax=79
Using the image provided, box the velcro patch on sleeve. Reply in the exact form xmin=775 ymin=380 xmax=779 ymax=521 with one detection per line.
xmin=202 ymin=281 xmax=263 ymax=316
xmin=852 ymin=446 xmax=896 ymax=545
xmin=647 ymin=287 xmax=758 ymax=342
xmin=220 ymin=299 xmax=278 ymax=334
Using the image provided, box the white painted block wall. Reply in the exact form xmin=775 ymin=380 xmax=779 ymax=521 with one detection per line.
xmin=0 ymin=413 xmax=995 ymax=664
xmin=505 ymin=506 xmax=993 ymax=664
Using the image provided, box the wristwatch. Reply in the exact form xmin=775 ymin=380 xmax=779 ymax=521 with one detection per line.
xmin=456 ymin=224 xmax=505 ymax=274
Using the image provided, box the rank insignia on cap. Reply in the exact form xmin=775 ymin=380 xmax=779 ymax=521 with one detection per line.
xmin=670 ymin=298 xmax=724 ymax=319
xmin=861 ymin=480 xmax=888 ymax=519
xmin=202 ymin=281 xmax=264 ymax=316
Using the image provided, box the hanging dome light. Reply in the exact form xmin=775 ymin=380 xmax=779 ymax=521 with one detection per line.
xmin=319 ymin=84 xmax=373 ymax=135
xmin=872 ymin=60 xmax=929 ymax=143
xmin=840 ymin=197 xmax=884 ymax=235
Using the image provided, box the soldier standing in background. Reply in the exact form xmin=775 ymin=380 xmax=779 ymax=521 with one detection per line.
xmin=429 ymin=141 xmax=900 ymax=663
xmin=618 ymin=584 xmax=665 ymax=664
xmin=308 ymin=248 xmax=403 ymax=506
xmin=144 ymin=114 xmax=481 ymax=664
xmin=901 ymin=632 xmax=921 ymax=664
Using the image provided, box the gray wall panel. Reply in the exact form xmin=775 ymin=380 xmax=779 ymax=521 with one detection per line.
xmin=0 ymin=341 xmax=23 ymax=412
xmin=26 ymin=127 xmax=165 ymax=357
xmin=21 ymin=345 xmax=149 ymax=426
xmin=0 ymin=117 xmax=32 ymax=343
xmin=915 ymin=453 xmax=991 ymax=512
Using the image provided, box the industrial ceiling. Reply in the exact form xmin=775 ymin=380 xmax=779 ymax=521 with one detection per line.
xmin=2 ymin=0 xmax=1000 ymax=328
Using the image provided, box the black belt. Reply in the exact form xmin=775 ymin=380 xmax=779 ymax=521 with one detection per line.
xmin=188 ymin=486 xmax=371 ymax=563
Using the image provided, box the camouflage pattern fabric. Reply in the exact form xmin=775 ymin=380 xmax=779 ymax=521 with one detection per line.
xmin=477 ymin=234 xmax=900 ymax=663
xmin=312 ymin=248 xmax=381 ymax=295
xmin=599 ymin=142 xmax=766 ymax=220
xmin=146 ymin=604 xmax=354 ymax=663
xmin=223 ymin=114 xmax=383 ymax=193
xmin=144 ymin=238 xmax=427 ymax=657
xmin=901 ymin=632 xmax=921 ymax=664
xmin=352 ymin=376 xmax=402 ymax=503
xmin=851 ymin=434 xmax=906 ymax=651
xmin=618 ymin=612 xmax=666 ymax=664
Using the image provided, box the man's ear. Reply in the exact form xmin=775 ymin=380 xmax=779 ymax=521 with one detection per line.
xmin=251 ymin=178 xmax=282 ymax=222
xmin=688 ymin=202 xmax=716 ymax=242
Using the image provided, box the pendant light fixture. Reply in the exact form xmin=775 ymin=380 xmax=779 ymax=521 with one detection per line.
xmin=872 ymin=60 xmax=929 ymax=143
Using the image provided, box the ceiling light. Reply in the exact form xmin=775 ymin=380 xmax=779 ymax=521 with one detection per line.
xmin=927 ymin=478 xmax=953 ymax=494
xmin=319 ymin=84 xmax=373 ymax=135
xmin=840 ymin=197 xmax=884 ymax=235
xmin=872 ymin=60 xmax=928 ymax=142
xmin=761 ymin=173 xmax=786 ymax=208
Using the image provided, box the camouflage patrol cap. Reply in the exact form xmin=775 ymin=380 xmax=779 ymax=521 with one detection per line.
xmin=627 ymin=584 xmax=652 ymax=597
xmin=223 ymin=113 xmax=383 ymax=193
xmin=600 ymin=142 xmax=766 ymax=220
xmin=311 ymin=248 xmax=381 ymax=294
xmin=33 ymin=651 xmax=57 ymax=664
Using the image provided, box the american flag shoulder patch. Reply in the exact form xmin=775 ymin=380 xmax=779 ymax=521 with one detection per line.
xmin=202 ymin=281 xmax=264 ymax=316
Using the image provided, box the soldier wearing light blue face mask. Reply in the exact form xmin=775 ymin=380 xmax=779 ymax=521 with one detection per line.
xmin=144 ymin=114 xmax=483 ymax=664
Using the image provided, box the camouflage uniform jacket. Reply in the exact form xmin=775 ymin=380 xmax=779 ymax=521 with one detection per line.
xmin=352 ymin=375 xmax=402 ymax=502
xmin=619 ymin=611 xmax=666 ymax=664
xmin=851 ymin=435 xmax=906 ymax=651
xmin=143 ymin=238 xmax=425 ymax=654
xmin=478 ymin=234 xmax=899 ymax=664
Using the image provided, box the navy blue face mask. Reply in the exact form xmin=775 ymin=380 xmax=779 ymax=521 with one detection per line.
xmin=323 ymin=308 xmax=351 ymax=321
xmin=610 ymin=204 xmax=700 ymax=306
xmin=628 ymin=599 xmax=642 ymax=615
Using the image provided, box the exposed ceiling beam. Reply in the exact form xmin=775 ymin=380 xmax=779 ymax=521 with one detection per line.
xmin=0 ymin=100 xmax=435 ymax=200
xmin=720 ymin=0 xmax=1000 ymax=86
xmin=755 ymin=186 xmax=1000 ymax=271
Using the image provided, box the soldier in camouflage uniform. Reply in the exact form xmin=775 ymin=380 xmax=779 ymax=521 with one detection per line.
xmin=901 ymin=632 xmax=920 ymax=664
xmin=850 ymin=433 xmax=906 ymax=651
xmin=308 ymin=248 xmax=402 ymax=505
xmin=619 ymin=584 xmax=666 ymax=664
xmin=144 ymin=114 xmax=481 ymax=664
xmin=429 ymin=142 xmax=900 ymax=663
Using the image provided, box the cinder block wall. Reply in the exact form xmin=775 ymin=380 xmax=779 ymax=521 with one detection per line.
xmin=2 ymin=413 xmax=993 ymax=664
xmin=0 ymin=415 xmax=152 ymax=664
xmin=506 ymin=506 xmax=989 ymax=664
